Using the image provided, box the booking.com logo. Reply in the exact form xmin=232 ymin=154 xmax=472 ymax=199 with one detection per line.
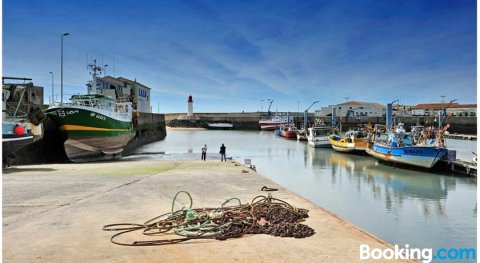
xmin=360 ymin=244 xmax=476 ymax=262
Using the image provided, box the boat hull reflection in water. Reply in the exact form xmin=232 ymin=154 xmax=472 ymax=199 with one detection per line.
xmin=133 ymin=130 xmax=476 ymax=252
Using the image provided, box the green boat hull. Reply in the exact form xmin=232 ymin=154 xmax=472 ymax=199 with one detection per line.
xmin=45 ymin=106 xmax=135 ymax=162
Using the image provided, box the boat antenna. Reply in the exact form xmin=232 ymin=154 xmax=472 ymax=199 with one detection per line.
xmin=88 ymin=59 xmax=102 ymax=77
xmin=87 ymin=59 xmax=102 ymax=94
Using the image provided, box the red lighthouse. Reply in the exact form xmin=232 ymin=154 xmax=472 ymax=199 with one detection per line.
xmin=187 ymin=95 xmax=193 ymax=117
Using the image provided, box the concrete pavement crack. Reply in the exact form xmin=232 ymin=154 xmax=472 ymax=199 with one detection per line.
xmin=3 ymin=173 xmax=159 ymax=228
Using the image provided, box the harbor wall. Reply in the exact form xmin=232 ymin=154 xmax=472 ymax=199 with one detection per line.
xmin=165 ymin=112 xmax=477 ymax=134
xmin=318 ymin=116 xmax=477 ymax=134
xmin=123 ymin=112 xmax=167 ymax=155
xmin=165 ymin=112 xmax=264 ymax=130
xmin=14 ymin=113 xmax=166 ymax=164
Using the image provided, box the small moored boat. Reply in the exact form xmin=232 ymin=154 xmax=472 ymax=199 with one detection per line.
xmin=280 ymin=124 xmax=297 ymax=139
xmin=206 ymin=122 xmax=233 ymax=130
xmin=307 ymin=125 xmax=334 ymax=148
xmin=296 ymin=129 xmax=307 ymax=141
xmin=328 ymin=129 xmax=368 ymax=153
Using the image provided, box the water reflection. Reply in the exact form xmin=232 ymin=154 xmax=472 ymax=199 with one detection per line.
xmin=318 ymin=150 xmax=454 ymax=215
xmin=133 ymin=130 xmax=476 ymax=250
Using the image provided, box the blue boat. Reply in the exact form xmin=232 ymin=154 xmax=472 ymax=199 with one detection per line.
xmin=366 ymin=124 xmax=448 ymax=169
xmin=274 ymin=126 xmax=281 ymax=136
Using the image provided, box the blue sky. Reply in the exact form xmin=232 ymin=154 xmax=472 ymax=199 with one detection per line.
xmin=3 ymin=0 xmax=476 ymax=113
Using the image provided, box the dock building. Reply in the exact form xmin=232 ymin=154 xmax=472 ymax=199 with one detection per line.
xmin=412 ymin=103 xmax=477 ymax=117
xmin=92 ymin=76 xmax=151 ymax=113
xmin=315 ymin=101 xmax=386 ymax=117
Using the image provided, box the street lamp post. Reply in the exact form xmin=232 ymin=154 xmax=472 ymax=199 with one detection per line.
xmin=104 ymin=64 xmax=109 ymax=76
xmin=61 ymin=32 xmax=70 ymax=104
xmin=439 ymin=99 xmax=457 ymax=128
xmin=385 ymin=100 xmax=399 ymax=127
xmin=297 ymin=100 xmax=300 ymax=126
xmin=49 ymin=72 xmax=54 ymax=104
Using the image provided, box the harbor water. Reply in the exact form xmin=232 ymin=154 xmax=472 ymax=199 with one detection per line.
xmin=131 ymin=130 xmax=477 ymax=252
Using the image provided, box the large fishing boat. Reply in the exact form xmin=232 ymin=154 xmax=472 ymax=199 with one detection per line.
xmin=45 ymin=61 xmax=135 ymax=162
xmin=2 ymin=81 xmax=44 ymax=167
xmin=365 ymin=124 xmax=448 ymax=169
xmin=259 ymin=113 xmax=292 ymax=131
xmin=258 ymin=100 xmax=293 ymax=130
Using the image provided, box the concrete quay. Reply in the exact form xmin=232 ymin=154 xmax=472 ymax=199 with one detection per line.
xmin=3 ymin=160 xmax=412 ymax=262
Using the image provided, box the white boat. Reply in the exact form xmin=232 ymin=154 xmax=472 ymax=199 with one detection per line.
xmin=307 ymin=126 xmax=333 ymax=148
xmin=206 ymin=122 xmax=233 ymax=129
xmin=258 ymin=114 xmax=292 ymax=131
xmin=296 ymin=129 xmax=307 ymax=141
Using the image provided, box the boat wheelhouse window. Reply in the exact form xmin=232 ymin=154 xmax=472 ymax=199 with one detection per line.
xmin=316 ymin=129 xmax=328 ymax=136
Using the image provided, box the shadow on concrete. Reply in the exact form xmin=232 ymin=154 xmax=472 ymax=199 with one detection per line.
xmin=2 ymin=167 xmax=57 ymax=174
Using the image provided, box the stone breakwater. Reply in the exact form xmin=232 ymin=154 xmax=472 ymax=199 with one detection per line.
xmin=167 ymin=119 xmax=208 ymax=128
xmin=165 ymin=112 xmax=477 ymax=133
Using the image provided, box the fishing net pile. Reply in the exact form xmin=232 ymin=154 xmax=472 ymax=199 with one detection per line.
xmin=102 ymin=187 xmax=315 ymax=246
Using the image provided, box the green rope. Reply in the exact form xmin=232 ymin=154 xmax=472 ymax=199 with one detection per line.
xmin=171 ymin=190 xmax=193 ymax=216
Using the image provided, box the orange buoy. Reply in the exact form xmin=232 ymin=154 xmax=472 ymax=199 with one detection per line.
xmin=14 ymin=125 xmax=25 ymax=136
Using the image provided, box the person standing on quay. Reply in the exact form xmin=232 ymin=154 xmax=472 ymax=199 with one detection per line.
xmin=201 ymin=144 xmax=207 ymax=161
xmin=219 ymin=143 xmax=226 ymax=162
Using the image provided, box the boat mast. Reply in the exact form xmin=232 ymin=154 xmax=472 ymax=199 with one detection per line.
xmin=87 ymin=59 xmax=102 ymax=95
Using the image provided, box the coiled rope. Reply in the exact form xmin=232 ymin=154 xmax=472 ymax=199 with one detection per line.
xmin=102 ymin=187 xmax=315 ymax=246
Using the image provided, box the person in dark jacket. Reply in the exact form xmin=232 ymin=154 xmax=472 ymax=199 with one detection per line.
xmin=219 ymin=143 xmax=226 ymax=162
xmin=201 ymin=144 xmax=207 ymax=161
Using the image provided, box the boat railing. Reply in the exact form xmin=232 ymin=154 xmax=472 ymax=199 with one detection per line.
xmin=74 ymin=98 xmax=110 ymax=110
xmin=5 ymin=101 xmax=37 ymax=119
xmin=115 ymin=97 xmax=131 ymax=103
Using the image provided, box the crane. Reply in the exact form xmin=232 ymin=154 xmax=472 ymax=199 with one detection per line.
xmin=266 ymin=99 xmax=273 ymax=117
xmin=304 ymin=101 xmax=319 ymax=129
